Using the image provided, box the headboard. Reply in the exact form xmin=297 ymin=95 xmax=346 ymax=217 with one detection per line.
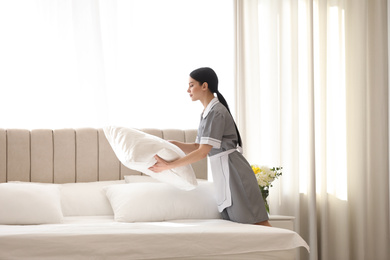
xmin=0 ymin=128 xmax=207 ymax=183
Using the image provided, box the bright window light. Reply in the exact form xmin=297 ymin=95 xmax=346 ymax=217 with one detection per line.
xmin=0 ymin=0 xmax=234 ymax=130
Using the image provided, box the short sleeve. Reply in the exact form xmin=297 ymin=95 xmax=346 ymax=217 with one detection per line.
xmin=198 ymin=111 xmax=225 ymax=149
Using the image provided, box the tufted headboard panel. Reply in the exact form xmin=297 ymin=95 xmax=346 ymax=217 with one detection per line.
xmin=0 ymin=128 xmax=207 ymax=183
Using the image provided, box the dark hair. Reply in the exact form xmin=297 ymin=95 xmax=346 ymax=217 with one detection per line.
xmin=190 ymin=67 xmax=242 ymax=148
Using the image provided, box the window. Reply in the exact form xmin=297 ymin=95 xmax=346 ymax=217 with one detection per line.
xmin=0 ymin=0 xmax=234 ymax=129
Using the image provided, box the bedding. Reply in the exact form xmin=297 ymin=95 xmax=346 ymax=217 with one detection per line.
xmin=0 ymin=128 xmax=309 ymax=260
xmin=0 ymin=216 xmax=308 ymax=260
xmin=60 ymin=180 xmax=125 ymax=216
xmin=104 ymin=181 xmax=221 ymax=222
xmin=103 ymin=126 xmax=197 ymax=190
xmin=0 ymin=182 xmax=63 ymax=224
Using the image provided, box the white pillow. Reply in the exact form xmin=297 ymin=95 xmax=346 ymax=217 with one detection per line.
xmin=103 ymin=126 xmax=197 ymax=190
xmin=60 ymin=180 xmax=125 ymax=216
xmin=0 ymin=182 xmax=63 ymax=225
xmin=124 ymin=175 xmax=161 ymax=183
xmin=104 ymin=182 xmax=221 ymax=222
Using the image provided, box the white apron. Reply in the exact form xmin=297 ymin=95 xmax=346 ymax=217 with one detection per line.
xmin=209 ymin=148 xmax=238 ymax=212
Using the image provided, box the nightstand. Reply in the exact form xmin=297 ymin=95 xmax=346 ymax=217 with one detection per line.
xmin=269 ymin=215 xmax=295 ymax=230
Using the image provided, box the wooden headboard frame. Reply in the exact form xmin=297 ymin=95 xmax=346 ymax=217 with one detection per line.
xmin=0 ymin=128 xmax=207 ymax=183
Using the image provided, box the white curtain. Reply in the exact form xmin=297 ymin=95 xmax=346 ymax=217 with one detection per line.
xmin=0 ymin=0 xmax=234 ymax=130
xmin=235 ymin=0 xmax=390 ymax=259
xmin=0 ymin=0 xmax=110 ymax=128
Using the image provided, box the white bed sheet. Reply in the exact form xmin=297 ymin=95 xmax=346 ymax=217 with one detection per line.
xmin=0 ymin=216 xmax=309 ymax=260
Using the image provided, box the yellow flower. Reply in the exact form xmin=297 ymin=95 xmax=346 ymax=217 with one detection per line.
xmin=251 ymin=165 xmax=261 ymax=174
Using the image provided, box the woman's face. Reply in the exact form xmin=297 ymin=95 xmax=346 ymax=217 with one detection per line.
xmin=188 ymin=77 xmax=204 ymax=101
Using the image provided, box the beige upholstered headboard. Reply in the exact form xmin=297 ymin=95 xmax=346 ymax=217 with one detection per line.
xmin=0 ymin=128 xmax=207 ymax=183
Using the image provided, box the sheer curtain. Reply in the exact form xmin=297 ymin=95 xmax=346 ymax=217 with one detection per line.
xmin=0 ymin=0 xmax=109 ymax=128
xmin=0 ymin=0 xmax=234 ymax=130
xmin=235 ymin=0 xmax=390 ymax=259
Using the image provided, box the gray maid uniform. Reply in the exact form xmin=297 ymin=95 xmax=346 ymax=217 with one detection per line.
xmin=195 ymin=97 xmax=269 ymax=224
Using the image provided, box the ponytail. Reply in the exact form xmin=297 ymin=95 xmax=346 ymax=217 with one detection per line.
xmin=190 ymin=67 xmax=243 ymax=148
xmin=215 ymin=91 xmax=230 ymax=112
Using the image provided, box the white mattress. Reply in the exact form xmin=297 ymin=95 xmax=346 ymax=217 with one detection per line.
xmin=0 ymin=216 xmax=309 ymax=260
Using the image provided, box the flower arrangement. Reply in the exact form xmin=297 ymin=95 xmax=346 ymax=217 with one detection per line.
xmin=251 ymin=165 xmax=282 ymax=214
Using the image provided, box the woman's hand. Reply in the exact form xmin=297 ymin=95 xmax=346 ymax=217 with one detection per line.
xmin=148 ymin=155 xmax=171 ymax=173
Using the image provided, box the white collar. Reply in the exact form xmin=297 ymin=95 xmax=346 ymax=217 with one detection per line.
xmin=202 ymin=97 xmax=219 ymax=119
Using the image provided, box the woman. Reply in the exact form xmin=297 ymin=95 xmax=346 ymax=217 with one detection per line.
xmin=149 ymin=67 xmax=270 ymax=226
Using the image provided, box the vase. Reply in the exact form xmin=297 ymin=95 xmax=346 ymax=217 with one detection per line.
xmin=260 ymin=186 xmax=270 ymax=214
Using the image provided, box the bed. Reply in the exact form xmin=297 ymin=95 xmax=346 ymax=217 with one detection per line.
xmin=0 ymin=127 xmax=309 ymax=260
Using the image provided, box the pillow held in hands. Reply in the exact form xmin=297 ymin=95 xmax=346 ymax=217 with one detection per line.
xmin=103 ymin=126 xmax=197 ymax=190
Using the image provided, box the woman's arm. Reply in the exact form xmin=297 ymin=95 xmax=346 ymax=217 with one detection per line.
xmin=169 ymin=140 xmax=199 ymax=154
xmin=148 ymin=144 xmax=212 ymax=173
